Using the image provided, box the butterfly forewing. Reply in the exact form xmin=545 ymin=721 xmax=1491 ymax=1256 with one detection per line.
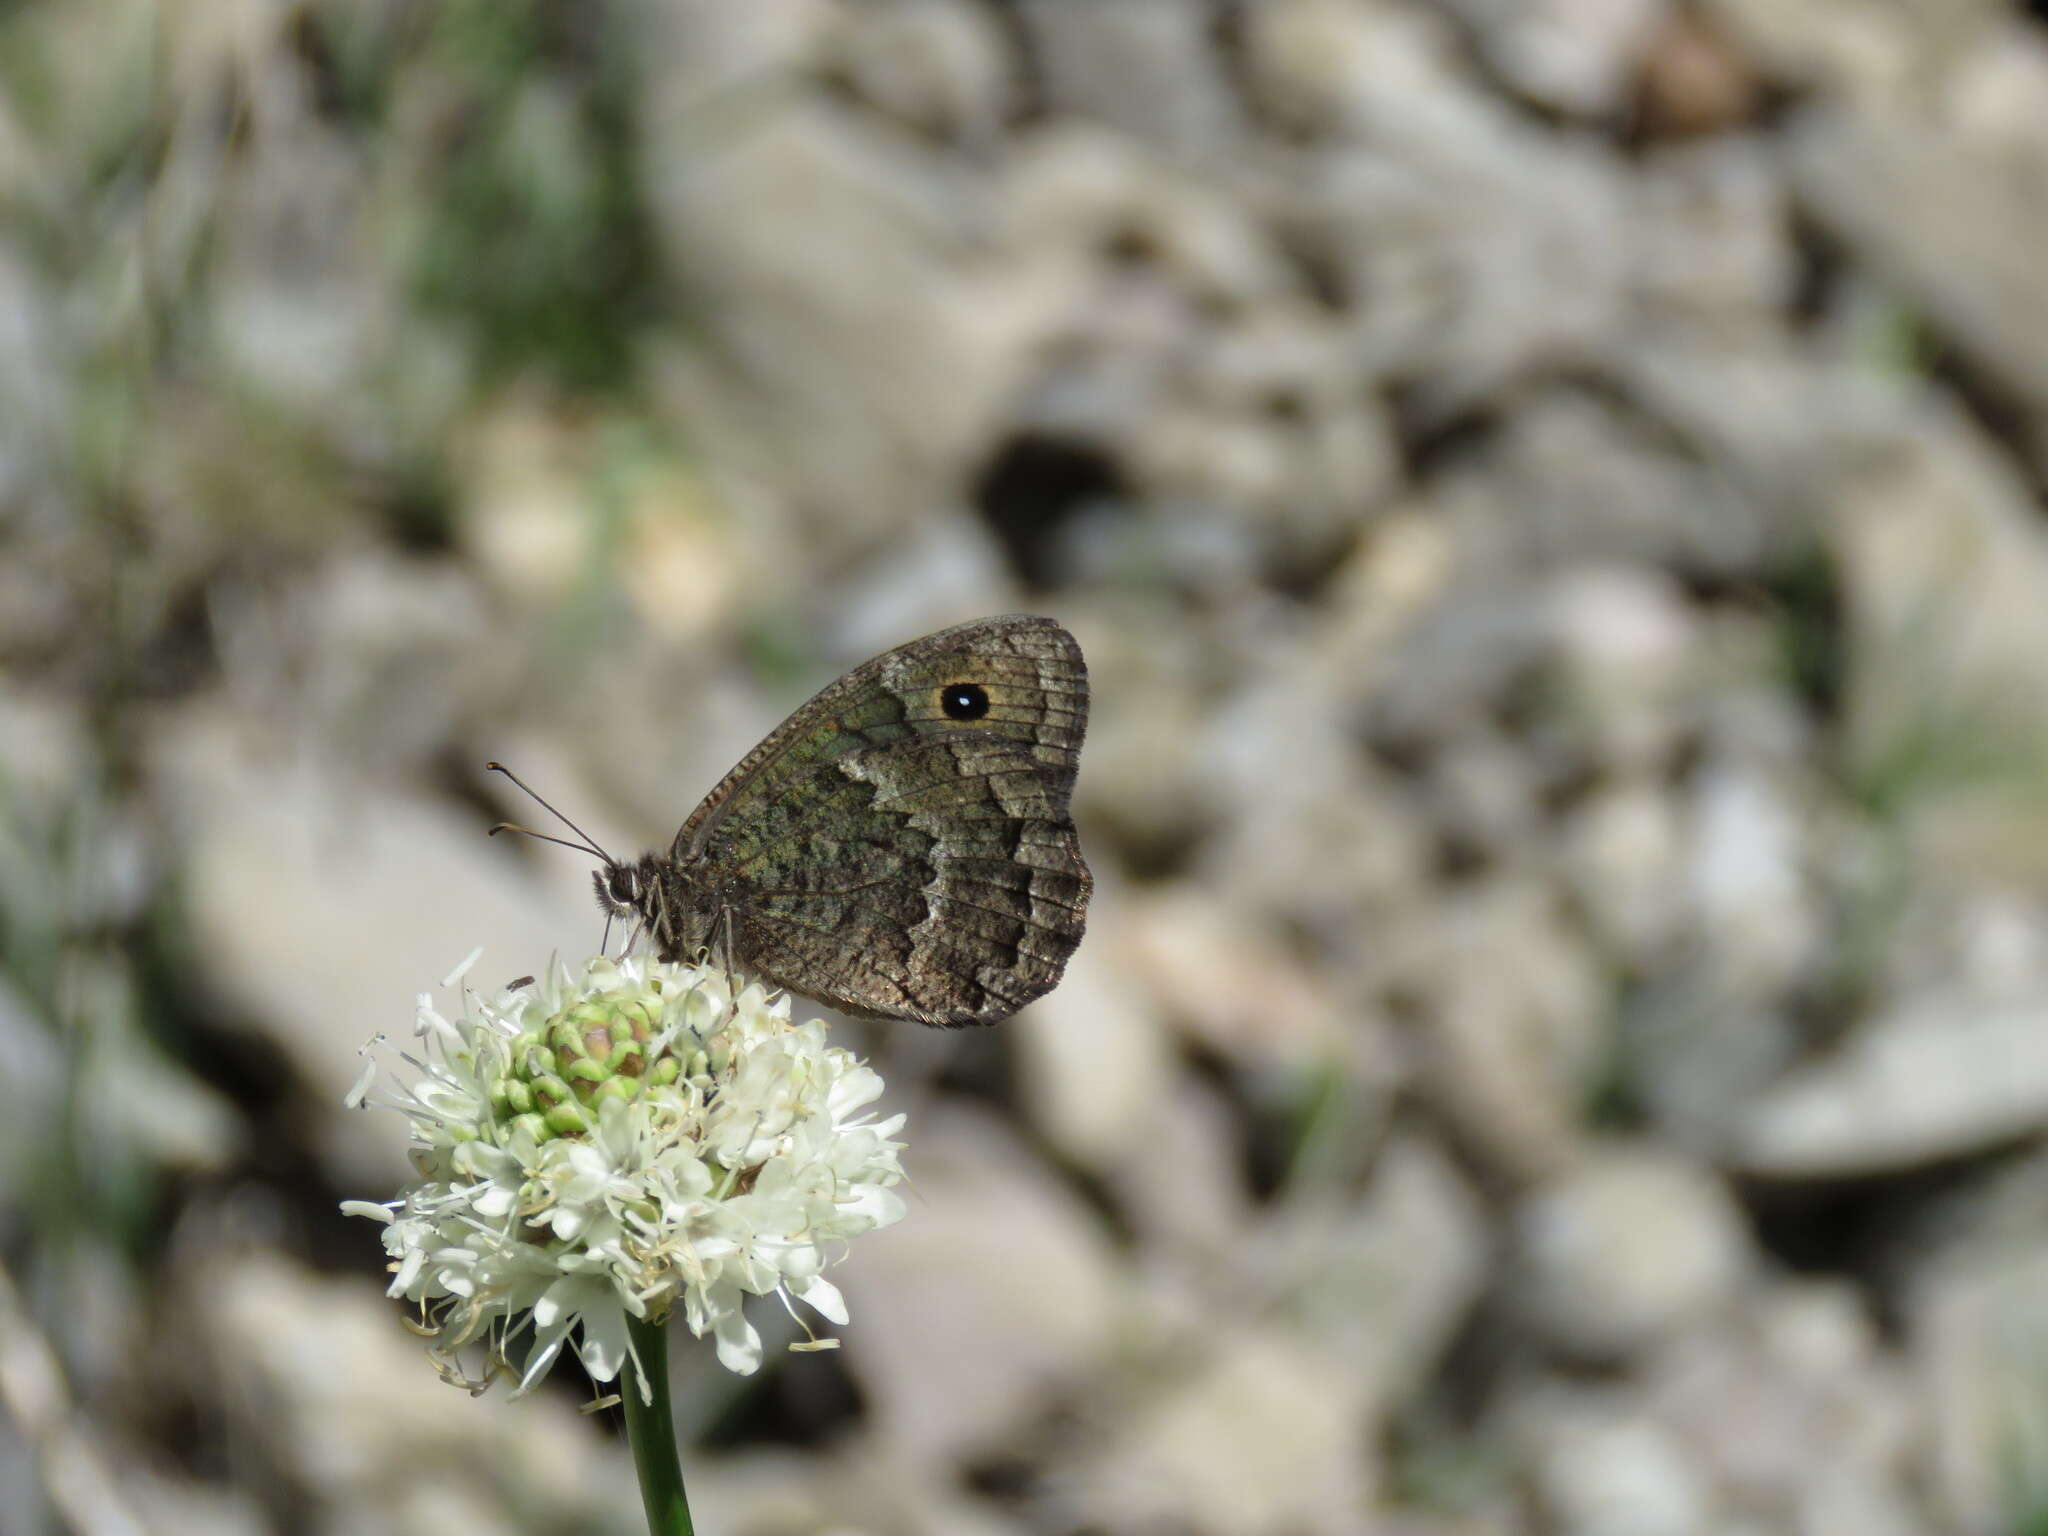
xmin=654 ymin=615 xmax=1091 ymax=1026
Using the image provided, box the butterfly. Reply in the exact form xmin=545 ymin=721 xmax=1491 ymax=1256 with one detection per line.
xmin=492 ymin=614 xmax=1090 ymax=1026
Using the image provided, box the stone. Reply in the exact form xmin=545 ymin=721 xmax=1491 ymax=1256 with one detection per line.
xmin=1792 ymin=106 xmax=2048 ymax=454
xmin=1120 ymin=881 xmax=1362 ymax=1072
xmin=1560 ymin=775 xmax=1686 ymax=961
xmin=1390 ymin=877 xmax=1610 ymax=1182
xmin=1097 ymin=1067 xmax=1254 ymax=1258
xmin=1012 ymin=888 xmax=1179 ymax=1172
xmin=1682 ymin=761 xmax=1816 ymax=996
xmin=183 ymin=1252 xmax=639 ymax=1532
xmin=1273 ymin=1135 xmax=1490 ymax=1407
xmin=1630 ymin=136 xmax=1794 ymax=326
xmin=151 ymin=710 xmax=599 ymax=1190
xmin=1734 ymin=995 xmax=2048 ymax=1177
xmin=1516 ymin=1143 xmax=1753 ymax=1362
xmin=1441 ymin=0 xmax=1666 ymax=117
xmin=832 ymin=0 xmax=1017 ymax=142
xmin=1704 ymin=0 xmax=2006 ymax=104
xmin=1644 ymin=1282 xmax=1920 ymax=1525
xmin=836 ymin=1106 xmax=1121 ymax=1470
xmin=1240 ymin=0 xmax=1473 ymax=139
xmin=211 ymin=548 xmax=500 ymax=778
xmin=1522 ymin=1395 xmax=1717 ymax=1536
xmin=1632 ymin=7 xmax=1767 ymax=140
xmin=1277 ymin=128 xmax=1633 ymax=409
xmin=1066 ymin=1327 xmax=1377 ymax=1535
xmin=1017 ymin=0 xmax=1240 ymax=160
xmin=1440 ymin=393 xmax=1775 ymax=580
xmin=1542 ymin=563 xmax=1706 ymax=779
xmin=691 ymin=1443 xmax=1031 ymax=1536
xmin=1819 ymin=399 xmax=2048 ymax=885
xmin=1915 ymin=1218 xmax=2048 ymax=1531
xmin=638 ymin=90 xmax=1026 ymax=551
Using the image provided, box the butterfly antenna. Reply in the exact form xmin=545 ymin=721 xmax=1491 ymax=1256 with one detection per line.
xmin=487 ymin=821 xmax=609 ymax=858
xmin=483 ymin=761 xmax=615 ymax=863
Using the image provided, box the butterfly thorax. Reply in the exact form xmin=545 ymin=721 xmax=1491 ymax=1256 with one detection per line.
xmin=594 ymin=854 xmax=719 ymax=963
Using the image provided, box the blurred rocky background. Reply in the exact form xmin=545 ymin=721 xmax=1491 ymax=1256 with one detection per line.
xmin=7 ymin=1 xmax=2048 ymax=1532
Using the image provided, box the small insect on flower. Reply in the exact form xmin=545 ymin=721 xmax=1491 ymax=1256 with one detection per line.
xmin=341 ymin=950 xmax=908 ymax=1396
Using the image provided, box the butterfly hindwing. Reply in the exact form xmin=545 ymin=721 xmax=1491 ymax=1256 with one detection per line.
xmin=658 ymin=615 xmax=1090 ymax=1025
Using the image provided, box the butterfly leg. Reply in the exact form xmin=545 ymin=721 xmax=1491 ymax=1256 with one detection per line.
xmin=695 ymin=902 xmax=740 ymax=1010
xmin=718 ymin=903 xmax=743 ymax=1006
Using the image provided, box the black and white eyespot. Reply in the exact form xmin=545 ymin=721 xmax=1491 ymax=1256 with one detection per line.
xmin=939 ymin=682 xmax=991 ymax=721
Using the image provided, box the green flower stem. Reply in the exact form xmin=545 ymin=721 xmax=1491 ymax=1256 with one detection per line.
xmin=621 ymin=1315 xmax=695 ymax=1536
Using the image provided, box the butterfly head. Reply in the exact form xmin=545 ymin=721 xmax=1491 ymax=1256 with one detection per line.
xmin=483 ymin=763 xmax=706 ymax=958
xmin=594 ymin=856 xmax=654 ymax=921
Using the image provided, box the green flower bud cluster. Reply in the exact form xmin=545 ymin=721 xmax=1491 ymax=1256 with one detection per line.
xmin=489 ymin=992 xmax=690 ymax=1143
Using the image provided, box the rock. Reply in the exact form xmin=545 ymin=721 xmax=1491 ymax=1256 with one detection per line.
xmin=1645 ymin=1283 xmax=1922 ymax=1532
xmin=815 ymin=519 xmax=1016 ymax=663
xmin=693 ymin=1443 xmax=1032 ymax=1536
xmin=1199 ymin=748 xmax=1430 ymax=955
xmin=1560 ymin=775 xmax=1686 ymax=961
xmin=203 ymin=90 xmax=384 ymax=425
xmin=1511 ymin=1279 xmax=1923 ymax=1533
xmin=1792 ymin=106 xmax=2048 ymax=460
xmin=1123 ymin=305 xmax=1401 ymax=578
xmin=1440 ymin=393 xmax=1774 ymax=580
xmin=182 ymin=1252 xmax=640 ymax=1533
xmin=1017 ymin=0 xmax=1240 ymax=160
xmin=1097 ymin=1068 xmax=1254 ymax=1258
xmin=1239 ymin=0 xmax=1474 ymax=140
xmin=1914 ymin=1220 xmax=2048 ymax=1531
xmin=1270 ymin=123 xmax=1633 ymax=410
xmin=1630 ymin=136 xmax=1794 ymax=327
xmin=1441 ymin=0 xmax=1666 ymax=117
xmin=1818 ymin=398 xmax=2048 ymax=883
xmin=109 ymin=1470 xmax=266 ymax=1536
xmin=1682 ymin=760 xmax=1816 ymax=996
xmin=1521 ymin=1393 xmax=1717 ymax=1536
xmin=1390 ymin=876 xmax=1610 ymax=1182
xmin=836 ymin=1106 xmax=1121 ymax=1471
xmin=1516 ymin=1143 xmax=1753 ymax=1362
xmin=0 ymin=244 xmax=62 ymax=512
xmin=1621 ymin=977 xmax=1799 ymax=1158
xmin=151 ymin=709 xmax=598 ymax=1191
xmin=832 ymin=0 xmax=1017 ymax=143
xmin=1795 ymin=1477 xmax=1926 ymax=1536
xmin=1012 ymin=887 xmax=1179 ymax=1171
xmin=1631 ymin=7 xmax=1767 ymax=140
xmin=210 ymin=548 xmax=500 ymax=779
xmin=454 ymin=398 xmax=751 ymax=647
xmin=997 ymin=125 xmax=1294 ymax=308
xmin=1070 ymin=607 xmax=1220 ymax=871
xmin=1120 ymin=881 xmax=1364 ymax=1072
xmin=1941 ymin=24 xmax=2048 ymax=150
xmin=1734 ymin=994 xmax=2048 ymax=1177
xmin=638 ymin=89 xmax=1024 ymax=552
xmin=1065 ymin=1327 xmax=1378 ymax=1535
xmin=1543 ymin=563 xmax=1701 ymax=770
xmin=1705 ymin=0 xmax=2006 ymax=104
xmin=1271 ymin=1135 xmax=1490 ymax=1407
xmin=636 ymin=0 xmax=835 ymax=102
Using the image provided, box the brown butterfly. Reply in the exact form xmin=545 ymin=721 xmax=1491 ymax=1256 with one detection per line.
xmin=492 ymin=615 xmax=1090 ymax=1026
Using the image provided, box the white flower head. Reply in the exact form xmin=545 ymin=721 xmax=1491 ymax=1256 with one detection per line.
xmin=343 ymin=952 xmax=907 ymax=1395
